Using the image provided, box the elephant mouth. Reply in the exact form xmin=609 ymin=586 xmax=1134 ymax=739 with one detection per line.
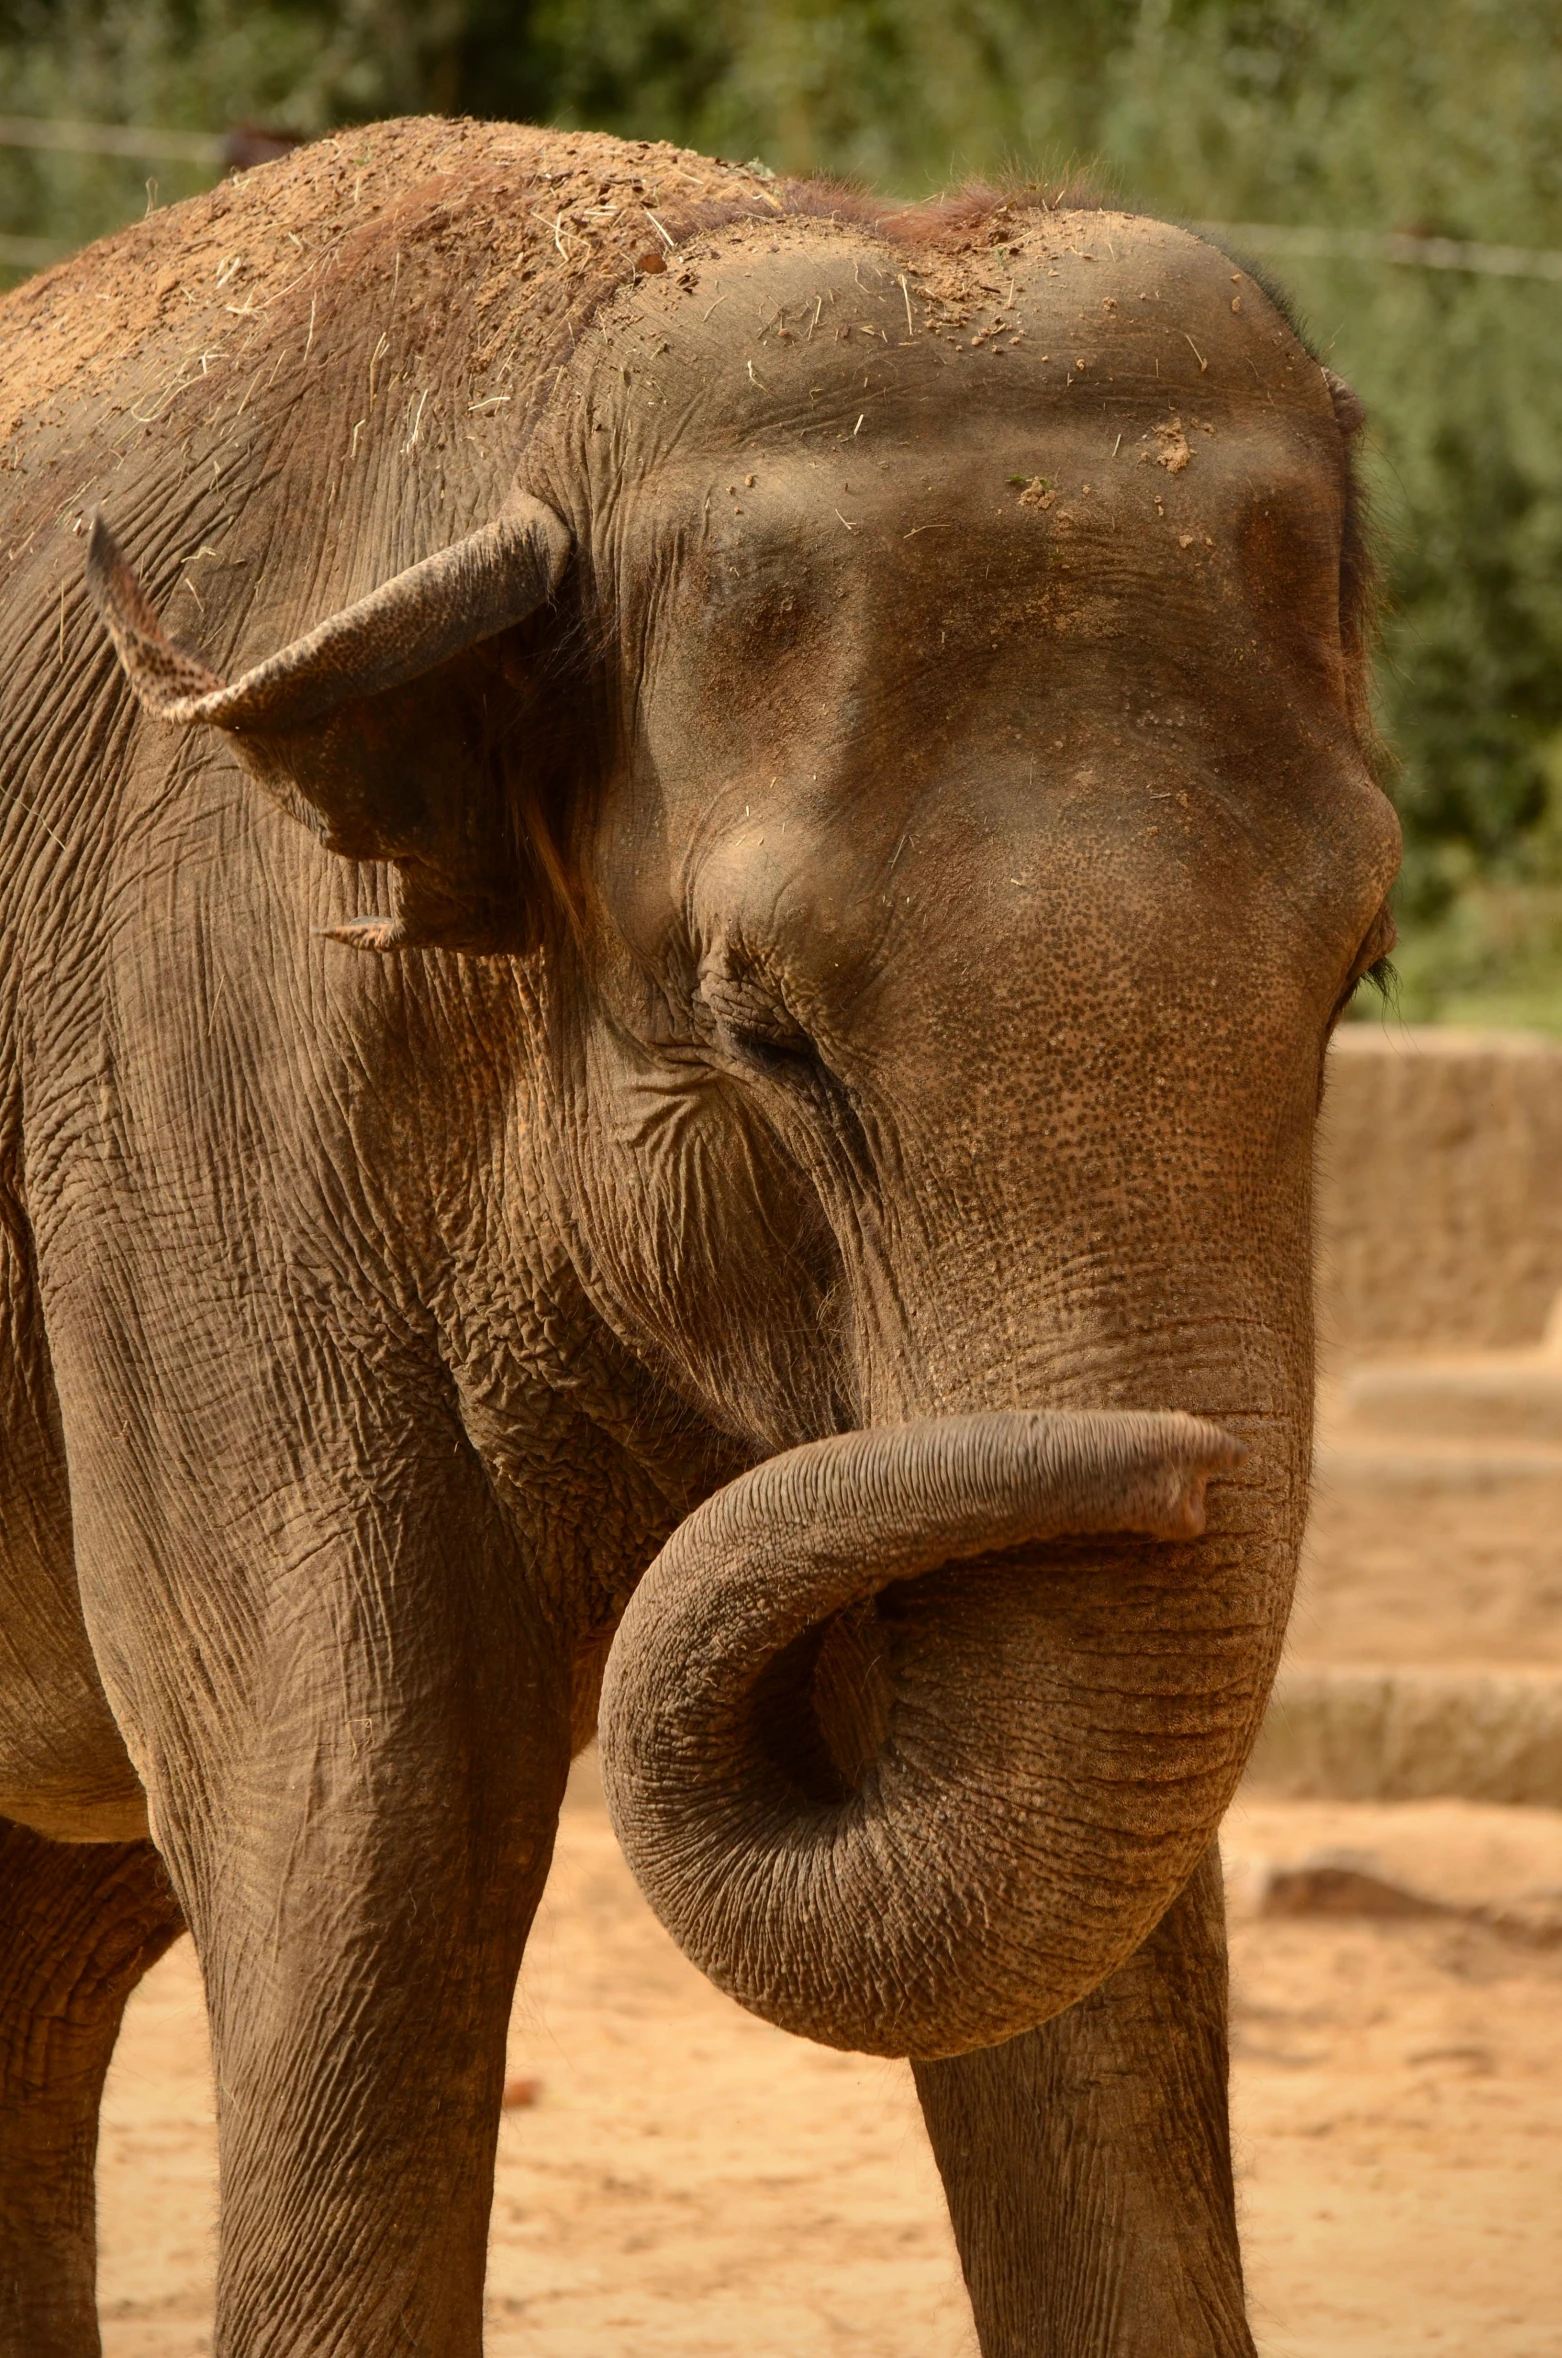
xmin=597 ymin=1408 xmax=1252 ymax=2060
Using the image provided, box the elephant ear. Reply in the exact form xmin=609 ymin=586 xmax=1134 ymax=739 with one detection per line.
xmin=86 ymin=492 xmax=572 ymax=952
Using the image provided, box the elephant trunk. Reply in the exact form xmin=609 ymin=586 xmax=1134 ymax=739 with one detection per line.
xmin=597 ymin=1408 xmax=1248 ymax=2060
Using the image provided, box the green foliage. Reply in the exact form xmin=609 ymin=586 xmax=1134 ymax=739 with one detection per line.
xmin=1098 ymin=2 xmax=1562 ymax=1031
xmin=5 ymin=0 xmax=1562 ymax=1026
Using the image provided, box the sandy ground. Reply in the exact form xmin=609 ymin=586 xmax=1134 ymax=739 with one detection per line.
xmin=92 ymin=1766 xmax=1562 ymax=2358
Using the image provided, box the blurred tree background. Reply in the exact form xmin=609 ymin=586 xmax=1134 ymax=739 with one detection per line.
xmin=5 ymin=0 xmax=1562 ymax=1027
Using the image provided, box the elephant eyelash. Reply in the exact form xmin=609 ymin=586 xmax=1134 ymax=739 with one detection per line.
xmin=1354 ymin=952 xmax=1396 ymax=1004
xmin=1336 ymin=904 xmax=1398 ymax=1022
xmin=1332 ymin=944 xmax=1397 ymax=1033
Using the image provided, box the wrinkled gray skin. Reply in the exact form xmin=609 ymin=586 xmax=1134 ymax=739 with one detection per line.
xmin=0 ymin=129 xmax=1399 ymax=2358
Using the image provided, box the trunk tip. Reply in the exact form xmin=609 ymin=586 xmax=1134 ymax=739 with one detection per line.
xmin=1158 ymin=1413 xmax=1247 ymax=1538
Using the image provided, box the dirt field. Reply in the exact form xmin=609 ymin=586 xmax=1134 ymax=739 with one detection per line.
xmin=92 ymin=1764 xmax=1562 ymax=2358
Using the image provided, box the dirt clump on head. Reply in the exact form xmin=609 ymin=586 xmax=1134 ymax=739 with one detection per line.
xmin=0 ymin=132 xmax=1145 ymax=465
xmin=0 ymin=118 xmax=784 ymax=464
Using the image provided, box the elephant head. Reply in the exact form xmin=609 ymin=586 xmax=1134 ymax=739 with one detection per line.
xmin=89 ymin=206 xmax=1399 ymax=2060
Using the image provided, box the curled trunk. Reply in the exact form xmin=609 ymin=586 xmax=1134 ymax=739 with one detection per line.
xmin=598 ymin=1408 xmax=1248 ymax=2059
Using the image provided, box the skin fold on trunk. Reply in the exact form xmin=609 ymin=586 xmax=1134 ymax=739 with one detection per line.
xmin=598 ymin=1408 xmax=1246 ymax=2060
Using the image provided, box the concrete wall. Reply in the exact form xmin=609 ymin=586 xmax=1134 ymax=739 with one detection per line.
xmin=1316 ymin=1026 xmax=1562 ymax=1356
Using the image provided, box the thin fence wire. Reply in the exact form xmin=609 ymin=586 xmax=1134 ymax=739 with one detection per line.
xmin=0 ymin=231 xmax=65 ymax=268
xmin=0 ymin=114 xmax=222 ymax=164
xmin=1199 ymin=220 xmax=1562 ymax=285
xmin=7 ymin=119 xmax=1562 ymax=286
xmin=0 ymin=118 xmax=285 ymax=269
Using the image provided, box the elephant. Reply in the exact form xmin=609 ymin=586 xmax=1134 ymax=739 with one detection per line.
xmin=0 ymin=116 xmax=1399 ymax=2357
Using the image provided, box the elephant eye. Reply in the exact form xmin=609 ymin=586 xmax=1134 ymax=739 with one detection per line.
xmin=728 ymin=1022 xmax=818 ymax=1078
xmin=697 ymin=969 xmax=820 ymax=1077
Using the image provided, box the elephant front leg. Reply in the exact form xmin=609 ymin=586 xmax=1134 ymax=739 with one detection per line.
xmin=127 ymin=1518 xmax=571 ymax=2358
xmin=913 ymin=1845 xmax=1253 ymax=2358
xmin=201 ymin=1690 xmax=565 ymax=2353
xmin=0 ymin=1823 xmax=185 ymax=2358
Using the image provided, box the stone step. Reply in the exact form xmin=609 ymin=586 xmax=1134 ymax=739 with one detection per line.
xmin=1294 ymin=1446 xmax=1562 ymax=1669
xmin=1314 ymin=1028 xmax=1562 ymax=1365
xmin=1314 ymin=1440 xmax=1562 ymax=1491
xmin=1221 ymin=1795 xmax=1562 ymax=1939
xmin=1247 ymin=1665 xmax=1562 ymax=1807
xmin=1337 ymin=1356 xmax=1562 ymax=1446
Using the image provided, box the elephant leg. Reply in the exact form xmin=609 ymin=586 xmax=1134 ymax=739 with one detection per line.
xmin=0 ymin=1821 xmax=185 ymax=2358
xmin=913 ymin=1844 xmax=1252 ymax=2358
xmin=50 ymin=1252 xmax=578 ymax=2351
xmin=108 ymin=1465 xmax=574 ymax=2358
xmin=186 ymin=1688 xmax=566 ymax=2358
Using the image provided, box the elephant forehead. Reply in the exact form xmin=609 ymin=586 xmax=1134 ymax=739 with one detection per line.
xmin=598 ymin=407 xmax=1350 ymax=782
xmin=625 ymin=419 xmax=1339 ymax=656
xmin=565 ymin=215 xmax=1349 ymax=673
xmin=572 ymin=209 xmax=1340 ymax=475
